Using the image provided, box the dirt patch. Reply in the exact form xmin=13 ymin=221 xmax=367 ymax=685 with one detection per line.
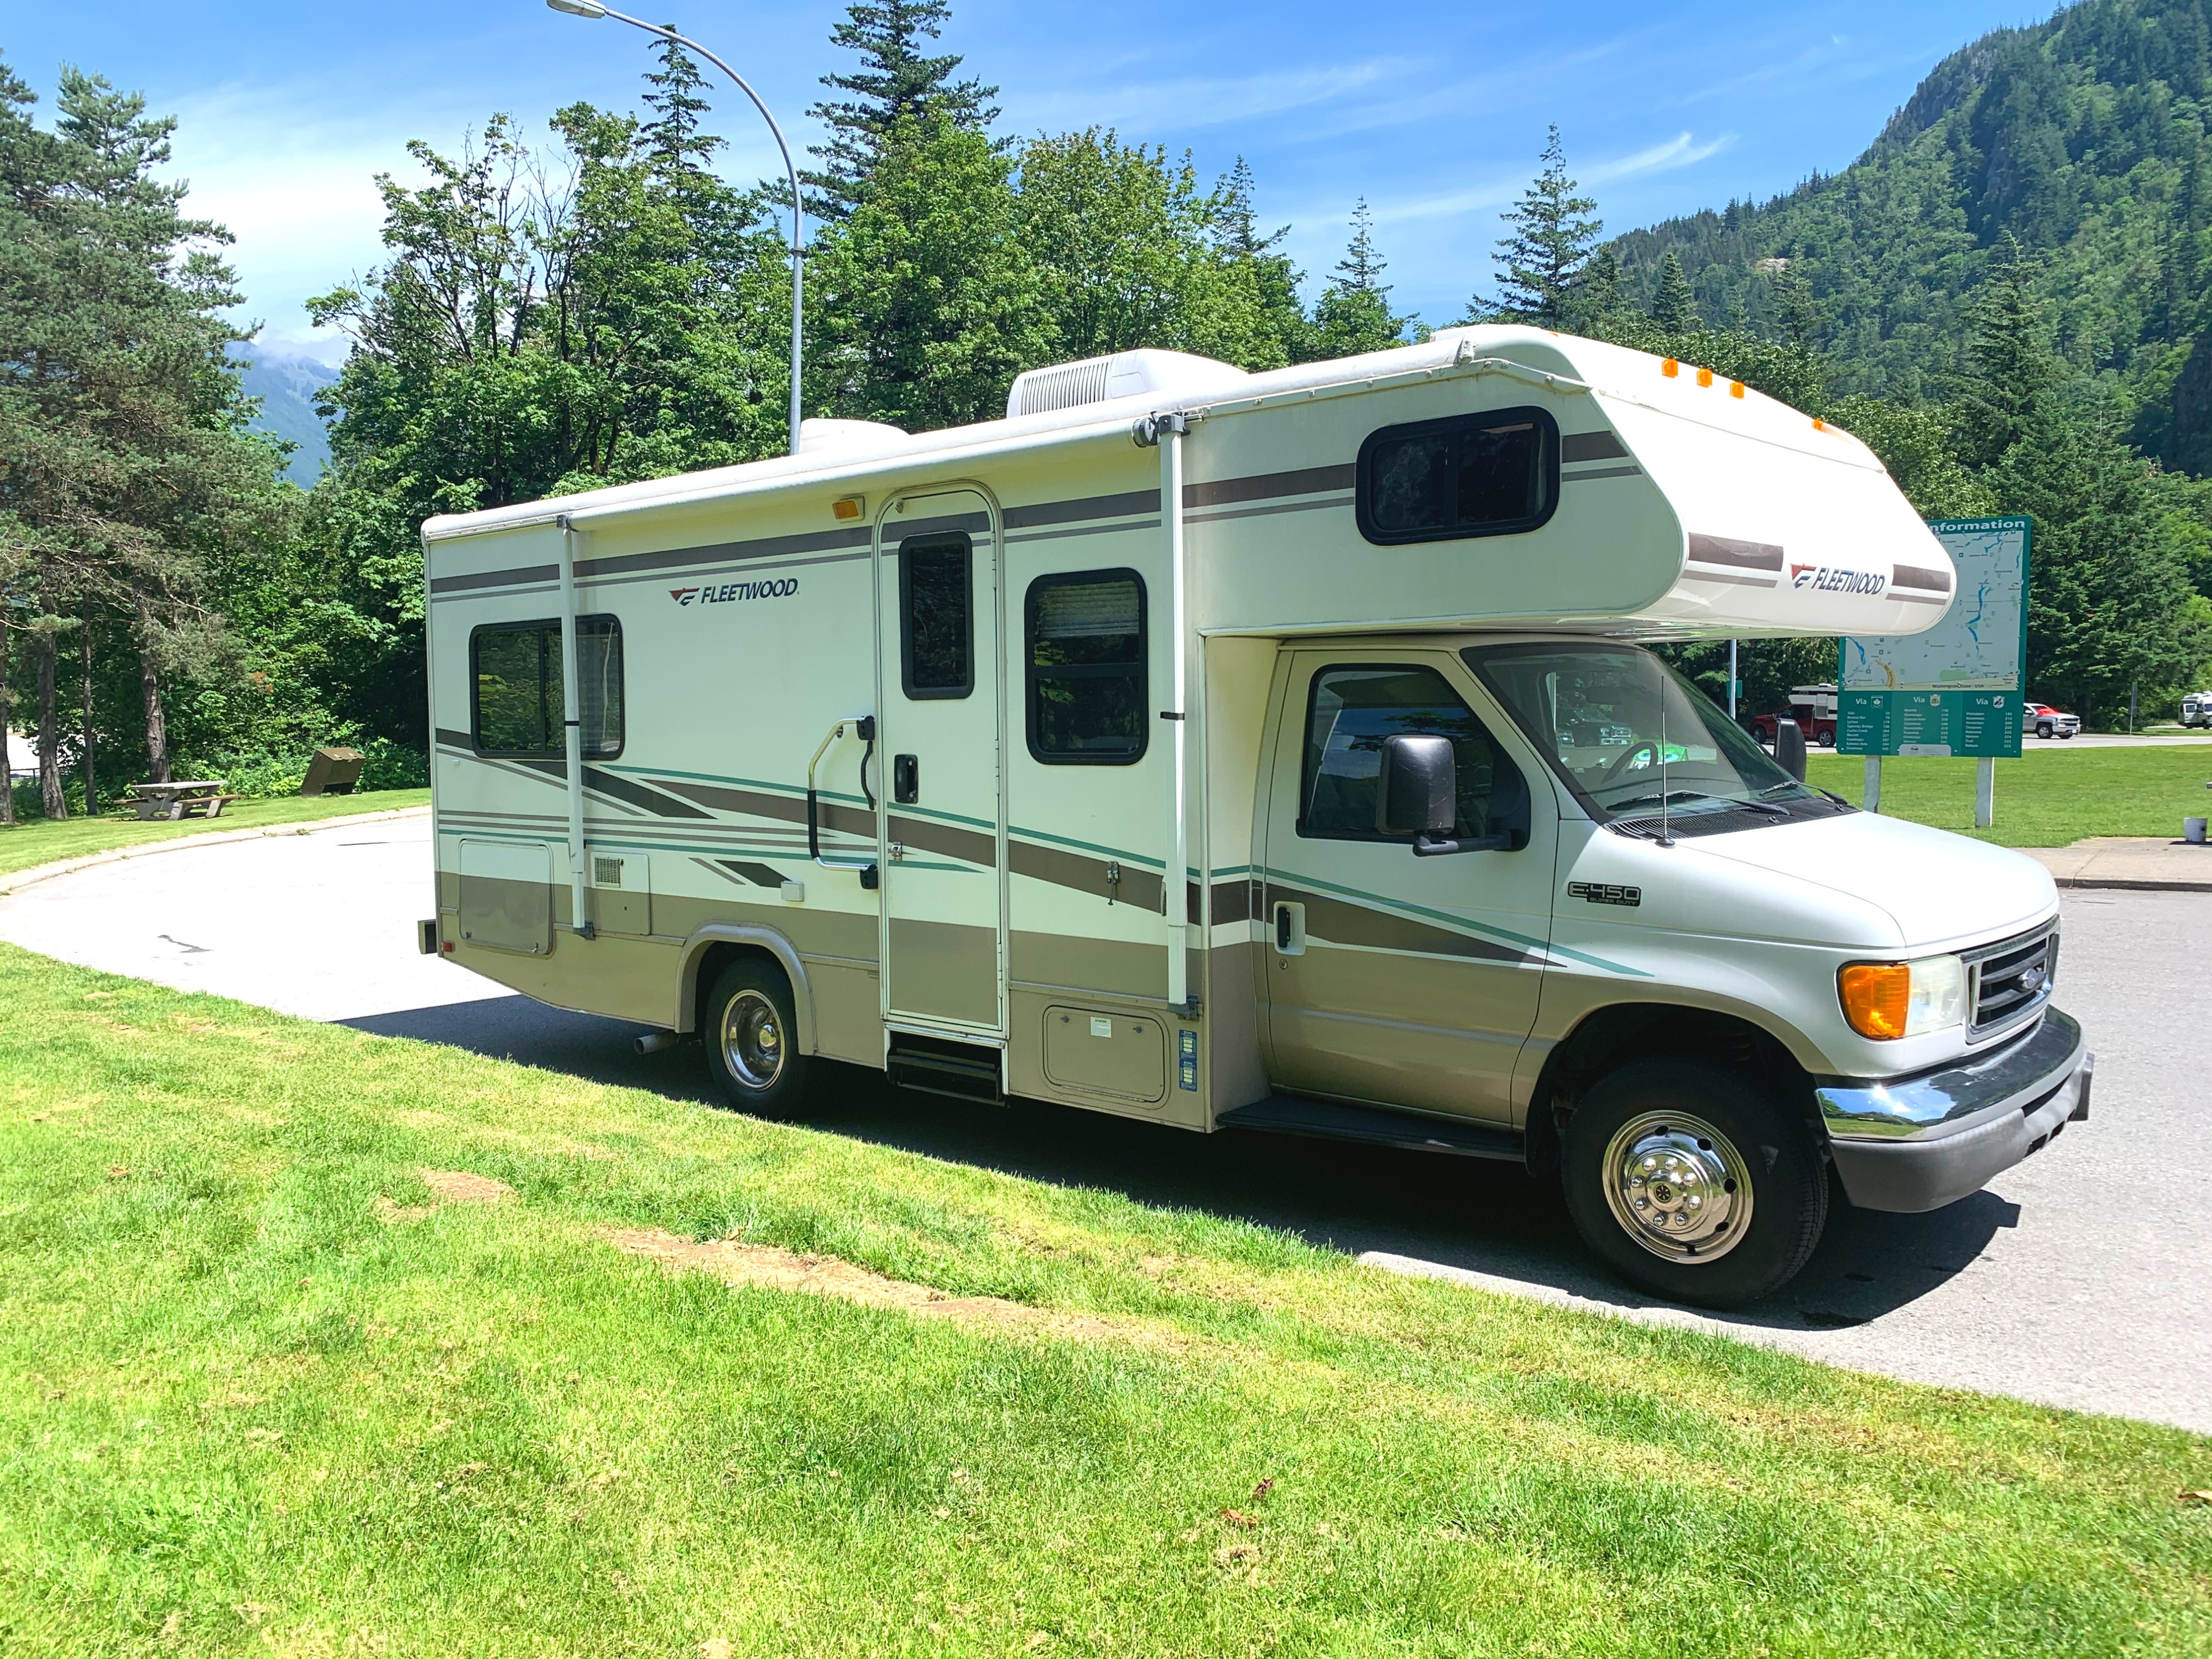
xmin=375 ymin=1169 xmax=514 ymax=1224
xmin=421 ymin=1170 xmax=514 ymax=1204
xmin=604 ymin=1227 xmax=1181 ymax=1350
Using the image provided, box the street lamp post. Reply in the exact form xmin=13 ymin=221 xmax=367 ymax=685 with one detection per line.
xmin=546 ymin=0 xmax=806 ymax=456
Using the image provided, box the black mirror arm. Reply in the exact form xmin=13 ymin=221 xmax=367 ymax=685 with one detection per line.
xmin=1412 ymin=831 xmax=1513 ymax=858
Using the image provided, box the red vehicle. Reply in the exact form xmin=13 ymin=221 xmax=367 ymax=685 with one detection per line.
xmin=1747 ymin=683 xmax=1838 ymax=748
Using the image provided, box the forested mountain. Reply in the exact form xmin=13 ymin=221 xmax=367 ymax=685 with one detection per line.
xmin=1611 ymin=0 xmax=2212 ymax=468
xmin=232 ymin=349 xmax=336 ymax=484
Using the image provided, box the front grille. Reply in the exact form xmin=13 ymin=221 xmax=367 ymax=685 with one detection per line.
xmin=1966 ymin=923 xmax=2057 ymax=1038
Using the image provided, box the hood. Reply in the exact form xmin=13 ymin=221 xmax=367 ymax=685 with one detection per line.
xmin=1681 ymin=809 xmax=2056 ymax=953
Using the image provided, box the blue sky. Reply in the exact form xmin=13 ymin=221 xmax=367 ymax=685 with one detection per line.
xmin=3 ymin=0 xmax=2047 ymax=362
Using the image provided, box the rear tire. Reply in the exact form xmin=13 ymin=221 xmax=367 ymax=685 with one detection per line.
xmin=702 ymin=959 xmax=811 ymax=1118
xmin=1561 ymin=1060 xmax=1827 ymax=1309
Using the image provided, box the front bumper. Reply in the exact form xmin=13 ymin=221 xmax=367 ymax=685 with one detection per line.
xmin=1815 ymin=1009 xmax=2091 ymax=1213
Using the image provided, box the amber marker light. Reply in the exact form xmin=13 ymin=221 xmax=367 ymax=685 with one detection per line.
xmin=1696 ymin=366 xmax=1714 ymax=387
xmin=1838 ymin=963 xmax=1912 ymax=1040
xmin=831 ymin=495 xmax=865 ymax=521
xmin=1729 ymin=380 xmax=1745 ymax=398
xmin=1661 ymin=358 xmax=1679 ymax=378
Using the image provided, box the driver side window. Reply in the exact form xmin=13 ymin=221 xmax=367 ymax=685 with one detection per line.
xmin=1299 ymin=664 xmax=1527 ymax=843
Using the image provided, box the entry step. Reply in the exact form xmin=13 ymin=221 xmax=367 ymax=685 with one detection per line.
xmin=1216 ymin=1094 xmax=1524 ymax=1162
xmin=886 ymin=1032 xmax=1005 ymax=1105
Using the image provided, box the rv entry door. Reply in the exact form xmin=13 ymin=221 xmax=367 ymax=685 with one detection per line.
xmin=874 ymin=488 xmax=1009 ymax=1036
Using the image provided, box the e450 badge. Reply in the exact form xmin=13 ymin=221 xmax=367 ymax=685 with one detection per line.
xmin=1567 ymin=881 xmax=1641 ymax=907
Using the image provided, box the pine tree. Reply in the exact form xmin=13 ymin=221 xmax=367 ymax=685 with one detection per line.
xmin=639 ymin=36 xmax=719 ymax=171
xmin=1208 ymin=156 xmax=1311 ymax=368
xmin=1484 ymin=126 xmax=1601 ymax=325
xmin=1314 ymin=200 xmax=1414 ymax=357
xmin=1953 ymin=234 xmax=2051 ymax=469
xmin=804 ymin=0 xmax=998 ymax=218
xmin=1651 ymin=249 xmax=1697 ymax=331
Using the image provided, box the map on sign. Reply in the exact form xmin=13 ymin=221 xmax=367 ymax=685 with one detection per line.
xmin=1840 ymin=518 xmax=2028 ymax=691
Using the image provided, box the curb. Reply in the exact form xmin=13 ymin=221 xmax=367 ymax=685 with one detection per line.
xmin=2049 ymin=875 xmax=2212 ymax=894
xmin=0 ymin=806 xmax=432 ymax=899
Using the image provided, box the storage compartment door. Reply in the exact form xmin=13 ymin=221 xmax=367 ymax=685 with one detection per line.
xmin=458 ymin=838 xmax=554 ymax=954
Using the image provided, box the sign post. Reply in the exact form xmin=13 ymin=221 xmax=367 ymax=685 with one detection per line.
xmin=1840 ymin=517 xmax=2030 ymax=821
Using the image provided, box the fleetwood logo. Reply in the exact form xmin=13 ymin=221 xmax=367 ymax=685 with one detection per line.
xmin=1789 ymin=562 xmax=1888 ymax=596
xmin=670 ymin=577 xmax=800 ymax=607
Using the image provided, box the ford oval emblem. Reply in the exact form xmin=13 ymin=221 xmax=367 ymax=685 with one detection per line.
xmin=2018 ymin=965 xmax=2045 ymax=993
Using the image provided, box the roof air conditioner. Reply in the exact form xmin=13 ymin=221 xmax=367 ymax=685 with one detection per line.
xmin=1006 ymin=349 xmax=1250 ymax=420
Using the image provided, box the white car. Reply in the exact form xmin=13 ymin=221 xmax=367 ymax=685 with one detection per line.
xmin=2027 ymin=703 xmax=2080 ymax=739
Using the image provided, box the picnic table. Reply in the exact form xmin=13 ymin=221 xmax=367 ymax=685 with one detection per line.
xmin=128 ymin=780 xmax=239 ymax=822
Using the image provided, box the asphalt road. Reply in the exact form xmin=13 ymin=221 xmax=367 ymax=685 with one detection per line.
xmin=3 ymin=816 xmax=2206 ymax=1433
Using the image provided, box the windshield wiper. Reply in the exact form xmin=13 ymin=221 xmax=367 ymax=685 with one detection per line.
xmin=1613 ymin=789 xmax=1787 ymax=817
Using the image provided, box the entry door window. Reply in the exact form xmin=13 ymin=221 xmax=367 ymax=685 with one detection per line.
xmin=899 ymin=532 xmax=973 ymax=699
xmin=1300 ymin=664 xmax=1526 ymax=844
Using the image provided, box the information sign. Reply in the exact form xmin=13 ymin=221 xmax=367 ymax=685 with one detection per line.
xmin=1839 ymin=518 xmax=2030 ymax=759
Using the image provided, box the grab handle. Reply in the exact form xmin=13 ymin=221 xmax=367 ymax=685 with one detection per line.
xmin=806 ymin=715 xmax=879 ymax=888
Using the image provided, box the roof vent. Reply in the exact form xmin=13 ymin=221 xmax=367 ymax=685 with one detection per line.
xmin=1006 ymin=348 xmax=1249 ymax=420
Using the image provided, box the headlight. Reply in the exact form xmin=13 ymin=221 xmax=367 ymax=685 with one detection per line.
xmin=1837 ymin=954 xmax=1967 ymax=1040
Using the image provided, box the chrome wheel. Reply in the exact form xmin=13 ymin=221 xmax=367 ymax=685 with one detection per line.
xmin=1600 ymin=1110 xmax=1754 ymax=1264
xmin=719 ymin=988 xmax=787 ymax=1092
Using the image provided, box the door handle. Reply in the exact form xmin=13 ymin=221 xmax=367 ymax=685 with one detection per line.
xmin=893 ymin=753 xmax=920 ymax=805
xmin=1272 ymin=901 xmax=1306 ymax=956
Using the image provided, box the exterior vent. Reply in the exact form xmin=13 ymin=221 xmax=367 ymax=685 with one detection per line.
xmin=1010 ymin=358 xmax=1114 ymax=416
xmin=1006 ymin=348 xmax=1250 ymax=420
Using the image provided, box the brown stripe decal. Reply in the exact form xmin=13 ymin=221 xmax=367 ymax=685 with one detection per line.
xmin=889 ymin=813 xmax=997 ymax=868
xmin=1892 ymin=562 xmax=1952 ymax=593
xmin=1266 ymin=880 xmax=1535 ymax=966
xmin=716 ymin=859 xmax=787 ymax=888
xmin=1009 ymin=838 xmax=1164 ymax=913
xmin=430 ymin=564 xmax=560 ymax=596
xmin=1686 ymin=533 xmax=1785 ymax=571
xmin=1561 ymin=430 xmax=1629 ymax=463
xmin=658 ymin=778 xmax=875 ymax=839
xmin=1004 ymin=489 xmax=1159 ymax=530
xmin=1185 ymin=463 xmax=1353 ymax=509
xmin=1209 ymin=877 xmax=1254 ymax=926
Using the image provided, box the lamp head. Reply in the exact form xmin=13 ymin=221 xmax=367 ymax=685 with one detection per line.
xmin=545 ymin=0 xmax=609 ymax=16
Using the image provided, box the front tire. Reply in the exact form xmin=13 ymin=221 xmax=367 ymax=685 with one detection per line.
xmin=2037 ymin=723 xmax=2053 ymax=739
xmin=1561 ymin=1060 xmax=1827 ymax=1308
xmin=703 ymin=959 xmax=811 ymax=1118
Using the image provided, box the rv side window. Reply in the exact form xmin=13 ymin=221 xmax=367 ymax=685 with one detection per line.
xmin=1025 ymin=571 xmax=1147 ymax=765
xmin=900 ymin=532 xmax=973 ymax=699
xmin=1355 ymin=405 xmax=1559 ymax=545
xmin=469 ymin=616 xmax=624 ymax=759
xmin=1300 ymin=664 xmax=1527 ymax=843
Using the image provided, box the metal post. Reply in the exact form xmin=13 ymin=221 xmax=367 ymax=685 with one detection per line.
xmin=556 ymin=4 xmax=806 ymax=455
xmin=1727 ymin=638 xmax=1738 ymax=720
xmin=555 ymin=514 xmax=593 ymax=940
xmin=1159 ymin=415 xmax=1192 ymax=1014
xmin=1974 ymin=755 xmax=1995 ymax=828
xmin=1863 ymin=755 xmax=1882 ymax=813
xmin=2129 ymin=679 xmax=2138 ymax=734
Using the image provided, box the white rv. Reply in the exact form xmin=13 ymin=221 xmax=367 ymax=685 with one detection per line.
xmin=419 ymin=326 xmax=2091 ymax=1308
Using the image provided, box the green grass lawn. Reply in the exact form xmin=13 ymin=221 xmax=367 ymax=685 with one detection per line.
xmin=1 ymin=945 xmax=2206 ymax=1655
xmin=0 ymin=789 xmax=429 ymax=879
xmin=1806 ymin=744 xmax=2212 ymax=847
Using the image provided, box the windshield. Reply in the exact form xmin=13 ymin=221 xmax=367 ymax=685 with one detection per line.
xmin=1463 ymin=641 xmax=1837 ymax=830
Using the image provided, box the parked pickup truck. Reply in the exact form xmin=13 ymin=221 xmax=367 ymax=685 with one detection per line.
xmin=1747 ymin=683 xmax=1838 ymax=748
xmin=2028 ymin=703 xmax=2080 ymax=739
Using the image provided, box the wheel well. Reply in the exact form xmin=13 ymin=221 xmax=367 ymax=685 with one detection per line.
xmin=1526 ymin=1003 xmax=1819 ymax=1181
xmin=687 ymin=942 xmax=792 ymax=1040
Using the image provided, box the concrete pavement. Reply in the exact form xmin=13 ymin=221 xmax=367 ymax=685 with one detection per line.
xmin=2025 ymin=837 xmax=2212 ymax=891
xmin=2 ymin=817 xmax=2206 ymax=1432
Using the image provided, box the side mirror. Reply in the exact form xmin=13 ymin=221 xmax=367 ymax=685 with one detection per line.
xmin=1773 ymin=717 xmax=1808 ymax=782
xmin=1376 ymin=733 xmax=1456 ymax=838
xmin=1377 ymin=733 xmax=1511 ymax=857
